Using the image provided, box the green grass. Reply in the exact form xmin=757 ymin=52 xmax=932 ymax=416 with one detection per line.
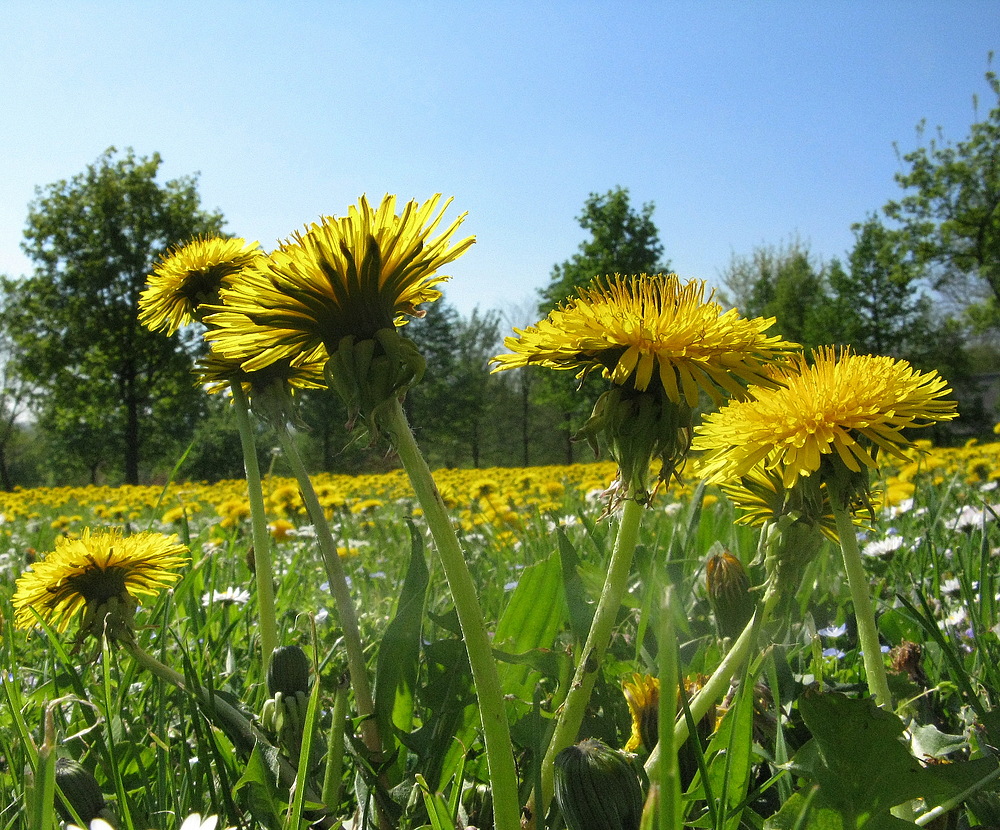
xmin=0 ymin=454 xmax=998 ymax=830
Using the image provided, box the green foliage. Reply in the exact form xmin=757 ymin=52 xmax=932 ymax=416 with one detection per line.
xmin=884 ymin=67 xmax=1000 ymax=330
xmin=1 ymin=147 xmax=225 ymax=484
xmin=719 ymin=238 xmax=833 ymax=349
xmin=539 ymin=186 xmax=667 ymax=314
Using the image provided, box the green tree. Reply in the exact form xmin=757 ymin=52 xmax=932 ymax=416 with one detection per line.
xmin=884 ymin=67 xmax=1000 ymax=329
xmin=539 ymin=186 xmax=667 ymax=312
xmin=535 ymin=187 xmax=668 ymax=463
xmin=719 ymin=238 xmax=832 ymax=349
xmin=825 ymin=217 xmax=940 ymax=357
xmin=3 ymin=147 xmax=225 ymax=484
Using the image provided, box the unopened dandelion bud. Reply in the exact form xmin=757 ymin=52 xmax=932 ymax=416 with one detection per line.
xmin=706 ymin=550 xmax=756 ymax=640
xmin=267 ymin=645 xmax=311 ymax=697
xmin=554 ymin=738 xmax=645 ymax=830
xmin=55 ymin=758 xmax=107 ymax=825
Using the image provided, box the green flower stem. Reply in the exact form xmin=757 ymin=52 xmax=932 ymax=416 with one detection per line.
xmin=230 ymin=382 xmax=278 ymax=667
xmin=644 ymin=592 xmax=771 ymax=780
xmin=658 ymin=586 xmax=682 ymax=830
xmin=832 ymin=501 xmax=892 ymax=708
xmin=274 ymin=426 xmax=382 ymax=758
xmin=533 ymin=494 xmax=645 ymax=825
xmin=379 ymin=398 xmax=520 ymax=830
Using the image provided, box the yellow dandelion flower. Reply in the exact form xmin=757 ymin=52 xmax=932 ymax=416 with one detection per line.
xmin=203 ymin=194 xmax=474 ymax=372
xmin=195 ymin=351 xmax=327 ymax=397
xmin=140 ymin=236 xmax=262 ymax=335
xmin=492 ymin=274 xmax=797 ymax=406
xmin=694 ymin=347 xmax=958 ymax=490
xmin=622 ymin=673 xmax=659 ymax=753
xmin=12 ymin=528 xmax=189 ymax=640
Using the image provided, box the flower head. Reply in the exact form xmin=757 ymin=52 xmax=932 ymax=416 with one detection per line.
xmin=204 ymin=194 xmax=474 ymax=373
xmin=493 ymin=274 xmax=797 ymax=500
xmin=12 ymin=528 xmax=189 ymax=642
xmin=492 ymin=274 xmax=797 ymax=406
xmin=694 ymin=347 xmax=958 ymax=493
xmin=140 ymin=236 xmax=262 ymax=334
xmin=622 ymin=673 xmax=660 ymax=753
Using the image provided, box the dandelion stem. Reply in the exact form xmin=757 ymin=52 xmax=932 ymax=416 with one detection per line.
xmin=275 ymin=425 xmax=382 ymax=758
xmin=379 ymin=398 xmax=521 ymax=830
xmin=644 ymin=598 xmax=764 ymax=780
xmin=230 ymin=382 xmax=278 ymax=667
xmin=832 ymin=501 xmax=892 ymax=708
xmin=532 ymin=493 xmax=645 ymax=825
xmin=658 ymin=586 xmax=682 ymax=830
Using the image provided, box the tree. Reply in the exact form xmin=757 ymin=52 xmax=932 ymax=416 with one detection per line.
xmin=3 ymin=147 xmax=225 ymax=484
xmin=539 ymin=186 xmax=667 ymax=312
xmin=884 ymin=67 xmax=1000 ymax=330
xmin=533 ymin=188 xmax=668 ymax=463
xmin=824 ymin=217 xmax=939 ymax=357
xmin=719 ymin=238 xmax=833 ymax=350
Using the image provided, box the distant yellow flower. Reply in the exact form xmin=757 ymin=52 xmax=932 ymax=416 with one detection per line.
xmin=140 ymin=237 xmax=262 ymax=335
xmin=492 ymin=274 xmax=797 ymax=406
xmin=12 ymin=528 xmax=189 ymax=641
xmin=694 ymin=347 xmax=958 ymax=490
xmin=204 ymin=194 xmax=474 ymax=373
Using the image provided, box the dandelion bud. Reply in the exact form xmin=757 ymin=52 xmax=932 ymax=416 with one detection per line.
xmin=267 ymin=645 xmax=311 ymax=697
xmin=554 ymin=738 xmax=644 ymax=830
xmin=55 ymin=758 xmax=107 ymax=825
xmin=706 ymin=551 xmax=755 ymax=640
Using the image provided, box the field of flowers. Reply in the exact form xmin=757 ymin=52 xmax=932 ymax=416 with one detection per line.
xmin=1 ymin=437 xmax=998 ymax=830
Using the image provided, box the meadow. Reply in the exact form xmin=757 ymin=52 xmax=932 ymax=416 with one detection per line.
xmin=1 ymin=437 xmax=998 ymax=830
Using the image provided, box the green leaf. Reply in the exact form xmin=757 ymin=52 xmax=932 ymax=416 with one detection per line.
xmin=778 ymin=692 xmax=999 ymax=830
xmin=558 ymin=530 xmax=594 ymax=641
xmin=374 ymin=520 xmax=430 ymax=743
xmin=494 ymin=549 xmax=569 ymax=705
xmin=232 ymin=744 xmax=285 ymax=830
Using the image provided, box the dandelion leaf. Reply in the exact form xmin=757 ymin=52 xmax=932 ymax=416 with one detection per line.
xmin=374 ymin=520 xmax=430 ymax=742
xmin=768 ymin=691 xmax=997 ymax=830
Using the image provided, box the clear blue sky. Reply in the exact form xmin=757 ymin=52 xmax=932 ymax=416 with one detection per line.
xmin=1 ymin=2 xmax=997 ymax=319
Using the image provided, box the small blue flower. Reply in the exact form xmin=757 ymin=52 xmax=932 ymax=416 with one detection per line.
xmin=818 ymin=623 xmax=848 ymax=638
xmin=822 ymin=647 xmax=846 ymax=659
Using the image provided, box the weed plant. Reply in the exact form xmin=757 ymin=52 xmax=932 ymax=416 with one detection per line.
xmin=0 ymin=441 xmax=997 ymax=829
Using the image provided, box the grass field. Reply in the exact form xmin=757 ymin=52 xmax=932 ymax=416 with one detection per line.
xmin=1 ymin=438 xmax=999 ymax=830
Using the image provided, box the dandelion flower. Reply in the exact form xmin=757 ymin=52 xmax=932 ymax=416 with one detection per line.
xmin=12 ymin=528 xmax=189 ymax=641
xmin=622 ymin=673 xmax=659 ymax=753
xmin=140 ymin=236 xmax=262 ymax=334
xmin=694 ymin=347 xmax=957 ymax=491
xmin=494 ymin=274 xmax=797 ymax=498
xmin=204 ymin=194 xmax=474 ymax=373
xmin=492 ymin=274 xmax=797 ymax=407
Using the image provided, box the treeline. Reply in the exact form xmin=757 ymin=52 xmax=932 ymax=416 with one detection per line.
xmin=1 ymin=69 xmax=999 ymax=488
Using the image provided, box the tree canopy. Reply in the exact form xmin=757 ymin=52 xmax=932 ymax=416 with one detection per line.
xmin=538 ymin=186 xmax=667 ymax=313
xmin=2 ymin=147 xmax=226 ymax=484
xmin=884 ymin=68 xmax=1000 ymax=330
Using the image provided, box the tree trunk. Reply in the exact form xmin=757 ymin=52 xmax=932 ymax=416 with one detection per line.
xmin=123 ymin=369 xmax=141 ymax=485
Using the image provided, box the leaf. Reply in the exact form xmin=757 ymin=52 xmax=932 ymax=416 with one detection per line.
xmin=232 ymin=744 xmax=285 ymax=830
xmin=374 ymin=520 xmax=430 ymax=743
xmin=776 ymin=692 xmax=999 ymax=830
xmin=494 ymin=549 xmax=569 ymax=704
xmin=557 ymin=530 xmax=594 ymax=641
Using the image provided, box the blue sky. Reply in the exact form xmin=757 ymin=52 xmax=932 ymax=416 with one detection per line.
xmin=1 ymin=2 xmax=997 ymax=319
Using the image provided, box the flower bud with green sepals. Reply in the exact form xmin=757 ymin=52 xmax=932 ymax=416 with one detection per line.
xmin=706 ymin=549 xmax=756 ymax=641
xmin=554 ymin=738 xmax=645 ymax=830
xmin=56 ymin=758 xmax=115 ymax=827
